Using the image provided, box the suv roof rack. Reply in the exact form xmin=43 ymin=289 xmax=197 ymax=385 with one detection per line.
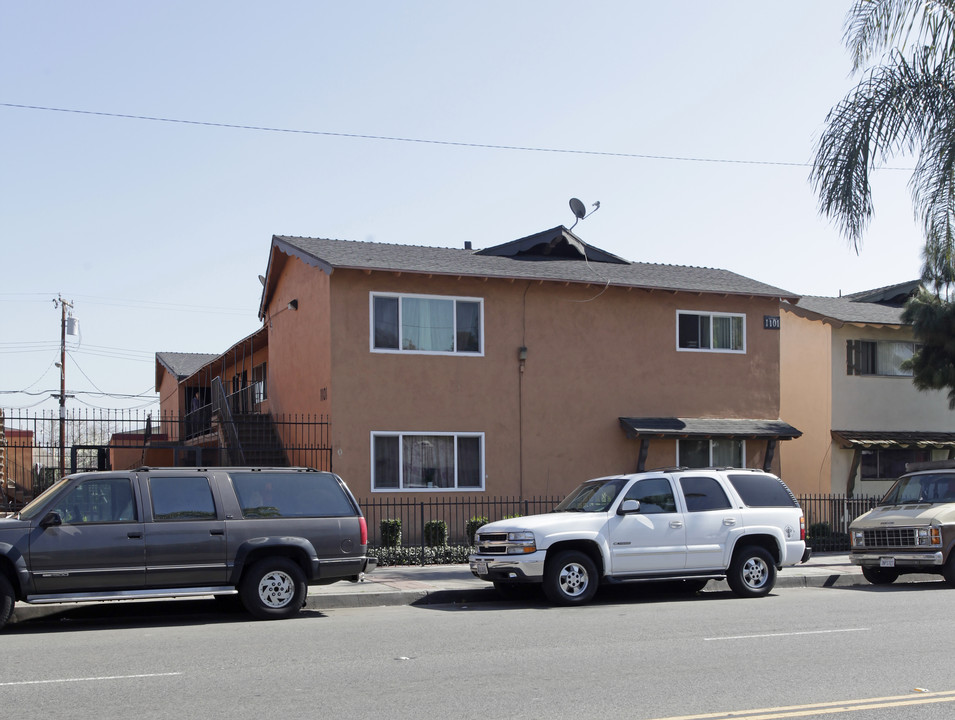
xmin=905 ymin=459 xmax=955 ymax=473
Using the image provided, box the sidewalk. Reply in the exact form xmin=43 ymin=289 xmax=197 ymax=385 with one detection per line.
xmin=10 ymin=553 xmax=943 ymax=624
xmin=301 ymin=552 xmax=942 ymax=610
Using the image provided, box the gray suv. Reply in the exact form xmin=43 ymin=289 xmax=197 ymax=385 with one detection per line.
xmin=0 ymin=466 xmax=376 ymax=630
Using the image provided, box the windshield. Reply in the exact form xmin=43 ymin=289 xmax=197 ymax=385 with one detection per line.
xmin=881 ymin=473 xmax=955 ymax=505
xmin=17 ymin=478 xmax=72 ymax=520
xmin=554 ymin=477 xmax=628 ymax=513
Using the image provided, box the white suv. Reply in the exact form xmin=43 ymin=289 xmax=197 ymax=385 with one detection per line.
xmin=469 ymin=468 xmax=810 ymax=605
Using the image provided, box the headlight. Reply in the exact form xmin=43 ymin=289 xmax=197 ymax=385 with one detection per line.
xmin=917 ymin=527 xmax=942 ymax=546
xmin=851 ymin=530 xmax=865 ymax=548
xmin=505 ymin=530 xmax=537 ymax=554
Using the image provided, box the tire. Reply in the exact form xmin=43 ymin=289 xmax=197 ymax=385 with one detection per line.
xmin=542 ymin=550 xmax=598 ymax=605
xmin=862 ymin=566 xmax=899 ymax=585
xmin=726 ymin=546 xmax=776 ymax=598
xmin=942 ymin=555 xmax=955 ymax=587
xmin=240 ymin=558 xmax=307 ymax=620
xmin=0 ymin=574 xmax=14 ymax=632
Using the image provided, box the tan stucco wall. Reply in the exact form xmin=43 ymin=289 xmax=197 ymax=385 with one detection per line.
xmin=308 ymin=268 xmax=785 ymax=498
xmin=265 ymin=254 xmax=332 ymax=464
xmin=778 ymin=308 xmax=833 ymax=495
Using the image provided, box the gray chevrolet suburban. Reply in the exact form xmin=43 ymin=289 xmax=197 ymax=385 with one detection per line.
xmin=0 ymin=466 xmax=376 ymax=630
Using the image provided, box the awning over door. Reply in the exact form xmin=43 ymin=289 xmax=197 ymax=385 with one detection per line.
xmin=831 ymin=430 xmax=955 ymax=449
xmin=619 ymin=417 xmax=801 ymax=440
xmin=618 ymin=417 xmax=802 ymax=472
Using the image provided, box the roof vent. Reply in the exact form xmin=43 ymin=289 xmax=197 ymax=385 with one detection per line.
xmin=464 ymin=241 xmax=472 ymax=250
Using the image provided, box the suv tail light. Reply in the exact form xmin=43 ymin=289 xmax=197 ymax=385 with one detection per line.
xmin=359 ymin=516 xmax=368 ymax=546
xmin=800 ymin=516 xmax=806 ymax=541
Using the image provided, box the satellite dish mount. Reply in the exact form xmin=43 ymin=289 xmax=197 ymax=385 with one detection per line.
xmin=568 ymin=197 xmax=600 ymax=230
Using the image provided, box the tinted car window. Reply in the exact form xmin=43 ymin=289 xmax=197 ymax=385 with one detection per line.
xmin=728 ymin=474 xmax=797 ymax=507
xmin=679 ymin=476 xmax=732 ymax=512
xmin=51 ymin=477 xmax=136 ymax=524
xmin=231 ymin=472 xmax=356 ymax=518
xmin=150 ymin=476 xmax=217 ymax=520
xmin=623 ymin=478 xmax=676 ymax=513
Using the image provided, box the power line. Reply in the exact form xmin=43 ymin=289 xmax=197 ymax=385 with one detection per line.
xmin=1 ymin=101 xmax=818 ymax=168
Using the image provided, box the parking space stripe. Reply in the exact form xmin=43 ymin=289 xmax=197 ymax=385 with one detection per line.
xmin=0 ymin=672 xmax=181 ymax=687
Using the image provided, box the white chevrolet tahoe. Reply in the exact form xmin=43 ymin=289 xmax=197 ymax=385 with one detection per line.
xmin=469 ymin=468 xmax=810 ymax=605
xmin=849 ymin=460 xmax=955 ymax=585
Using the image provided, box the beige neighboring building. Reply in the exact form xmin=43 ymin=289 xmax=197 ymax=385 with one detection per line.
xmin=780 ymin=282 xmax=955 ymax=497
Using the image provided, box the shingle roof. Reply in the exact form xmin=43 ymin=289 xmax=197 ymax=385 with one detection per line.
xmin=271 ymin=233 xmax=798 ymax=300
xmin=791 ymin=296 xmax=906 ymax=325
xmin=155 ymin=352 xmax=219 ymax=381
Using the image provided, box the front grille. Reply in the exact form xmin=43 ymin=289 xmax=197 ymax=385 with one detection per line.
xmin=862 ymin=528 xmax=918 ymax=548
xmin=475 ymin=532 xmax=509 ymax=554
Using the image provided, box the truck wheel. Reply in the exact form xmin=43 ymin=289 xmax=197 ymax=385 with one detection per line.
xmin=727 ymin=546 xmax=776 ymax=598
xmin=542 ymin=550 xmax=598 ymax=605
xmin=0 ymin=574 xmax=13 ymax=631
xmin=862 ymin=566 xmax=899 ymax=585
xmin=942 ymin=556 xmax=955 ymax=587
xmin=240 ymin=558 xmax=307 ymax=620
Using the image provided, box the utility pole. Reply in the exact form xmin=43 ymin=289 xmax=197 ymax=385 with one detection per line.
xmin=53 ymin=295 xmax=74 ymax=478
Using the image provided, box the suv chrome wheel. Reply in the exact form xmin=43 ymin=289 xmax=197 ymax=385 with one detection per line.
xmin=241 ymin=558 xmax=307 ymax=619
xmin=543 ymin=550 xmax=598 ymax=605
xmin=727 ymin=546 xmax=776 ymax=598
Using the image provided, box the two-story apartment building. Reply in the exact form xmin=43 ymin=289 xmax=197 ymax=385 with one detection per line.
xmin=187 ymin=226 xmax=798 ymax=498
xmin=780 ymin=281 xmax=955 ymax=496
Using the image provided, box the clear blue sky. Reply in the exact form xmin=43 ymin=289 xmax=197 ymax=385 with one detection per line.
xmin=0 ymin=1 xmax=925 ymax=415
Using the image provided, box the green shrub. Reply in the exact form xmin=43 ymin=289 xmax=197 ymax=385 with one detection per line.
xmin=423 ymin=519 xmax=448 ymax=547
xmin=368 ymin=544 xmax=472 ymax=567
xmin=808 ymin=522 xmax=832 ymax=538
xmin=380 ymin=518 xmax=402 ymax=547
xmin=466 ymin=516 xmax=488 ymax=545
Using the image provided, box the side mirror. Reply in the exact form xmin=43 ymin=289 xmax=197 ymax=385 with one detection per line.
xmin=617 ymin=499 xmax=641 ymax=515
xmin=40 ymin=511 xmax=62 ymax=529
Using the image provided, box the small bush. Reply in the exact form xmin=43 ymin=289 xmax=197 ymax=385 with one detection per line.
xmin=808 ymin=522 xmax=832 ymax=538
xmin=466 ymin=516 xmax=488 ymax=545
xmin=424 ymin=519 xmax=448 ymax=547
xmin=380 ymin=519 xmax=402 ymax=547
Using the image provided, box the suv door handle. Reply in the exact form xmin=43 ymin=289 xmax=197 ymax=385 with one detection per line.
xmin=210 ymin=529 xmax=225 ymax=536
xmin=127 ymin=532 xmax=143 ymax=539
xmin=723 ymin=518 xmax=737 ymax=526
xmin=669 ymin=520 xmax=684 ymax=529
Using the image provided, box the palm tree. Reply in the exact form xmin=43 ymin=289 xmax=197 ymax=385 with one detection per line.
xmin=814 ymin=1 xmax=955 ymax=407
xmin=811 ymin=0 xmax=955 ymax=279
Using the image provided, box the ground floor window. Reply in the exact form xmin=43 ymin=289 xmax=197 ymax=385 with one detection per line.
xmin=860 ymin=448 xmax=931 ymax=481
xmin=372 ymin=432 xmax=484 ymax=491
xmin=678 ymin=438 xmax=745 ymax=468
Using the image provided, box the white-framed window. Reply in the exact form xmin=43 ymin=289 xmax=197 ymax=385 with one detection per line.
xmin=677 ymin=311 xmax=745 ymax=353
xmin=678 ymin=438 xmax=746 ymax=468
xmin=371 ymin=432 xmax=484 ymax=491
xmin=847 ymin=340 xmax=919 ymax=377
xmin=371 ymin=292 xmax=483 ymax=355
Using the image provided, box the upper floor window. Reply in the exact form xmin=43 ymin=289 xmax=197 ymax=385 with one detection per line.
xmin=372 ymin=432 xmax=484 ymax=491
xmin=847 ymin=340 xmax=919 ymax=377
xmin=677 ymin=311 xmax=745 ymax=352
xmin=371 ymin=293 xmax=483 ymax=355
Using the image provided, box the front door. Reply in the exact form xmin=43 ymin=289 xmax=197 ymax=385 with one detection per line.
xmin=609 ymin=477 xmax=687 ymax=574
xmin=28 ymin=475 xmax=145 ymax=594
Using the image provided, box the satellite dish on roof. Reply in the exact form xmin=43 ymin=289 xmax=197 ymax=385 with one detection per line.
xmin=569 ymin=198 xmax=587 ymax=220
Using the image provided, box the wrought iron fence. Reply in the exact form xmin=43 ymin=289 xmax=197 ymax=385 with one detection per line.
xmin=798 ymin=493 xmax=881 ymax=552
xmin=359 ymin=495 xmax=562 ymax=548
xmin=1 ymin=408 xmax=331 ymax=510
xmin=357 ymin=493 xmax=883 ymax=559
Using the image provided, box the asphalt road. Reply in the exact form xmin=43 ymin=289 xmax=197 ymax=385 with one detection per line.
xmin=2 ymin=581 xmax=954 ymax=720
